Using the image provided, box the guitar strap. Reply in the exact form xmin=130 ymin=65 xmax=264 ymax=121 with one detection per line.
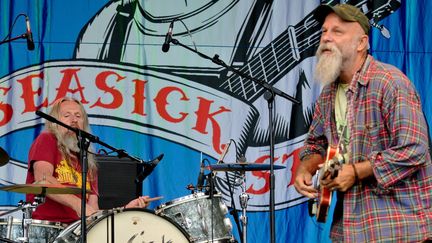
xmin=335 ymin=82 xmax=349 ymax=155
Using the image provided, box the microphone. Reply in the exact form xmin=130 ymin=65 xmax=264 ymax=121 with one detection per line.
xmin=25 ymin=16 xmax=35 ymax=51
xmin=0 ymin=147 xmax=9 ymax=167
xmin=196 ymin=160 xmax=205 ymax=190
xmin=161 ymin=20 xmax=174 ymax=52
xmin=135 ymin=154 xmax=164 ymax=183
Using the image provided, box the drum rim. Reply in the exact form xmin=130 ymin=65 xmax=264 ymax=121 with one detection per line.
xmin=156 ymin=192 xmax=221 ymax=210
xmin=0 ymin=218 xmax=64 ymax=228
xmin=0 ymin=237 xmax=16 ymax=243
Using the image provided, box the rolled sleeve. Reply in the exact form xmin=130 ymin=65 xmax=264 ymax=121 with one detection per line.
xmin=368 ymin=73 xmax=429 ymax=190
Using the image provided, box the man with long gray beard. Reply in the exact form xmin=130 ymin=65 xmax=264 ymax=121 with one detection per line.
xmin=294 ymin=4 xmax=431 ymax=242
xmin=25 ymin=97 xmax=150 ymax=224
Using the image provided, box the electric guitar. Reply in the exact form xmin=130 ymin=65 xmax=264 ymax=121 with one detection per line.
xmin=311 ymin=146 xmax=343 ymax=222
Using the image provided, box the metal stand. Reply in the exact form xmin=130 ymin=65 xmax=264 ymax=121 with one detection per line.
xmin=77 ymin=130 xmax=90 ymax=243
xmin=264 ymin=90 xmax=276 ymax=243
xmin=0 ymin=195 xmax=45 ymax=243
xmin=239 ymin=172 xmax=249 ymax=243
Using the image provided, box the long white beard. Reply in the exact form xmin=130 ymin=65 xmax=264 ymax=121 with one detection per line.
xmin=314 ymin=43 xmax=343 ymax=86
xmin=62 ymin=133 xmax=80 ymax=154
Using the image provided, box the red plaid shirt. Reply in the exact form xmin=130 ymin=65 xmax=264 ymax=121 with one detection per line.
xmin=300 ymin=55 xmax=432 ymax=242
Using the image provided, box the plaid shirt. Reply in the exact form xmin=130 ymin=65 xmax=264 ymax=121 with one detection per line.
xmin=300 ymin=55 xmax=432 ymax=242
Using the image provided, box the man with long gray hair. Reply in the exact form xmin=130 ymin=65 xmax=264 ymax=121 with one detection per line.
xmin=25 ymin=97 xmax=150 ymax=224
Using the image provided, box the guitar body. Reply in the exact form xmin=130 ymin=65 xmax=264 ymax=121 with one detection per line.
xmin=316 ymin=186 xmax=332 ymax=222
xmin=316 ymin=146 xmax=338 ymax=223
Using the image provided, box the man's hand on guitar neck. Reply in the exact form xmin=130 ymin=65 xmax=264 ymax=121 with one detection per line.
xmin=320 ymin=160 xmax=374 ymax=192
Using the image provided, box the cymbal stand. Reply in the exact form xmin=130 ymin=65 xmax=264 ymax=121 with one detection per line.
xmin=239 ymin=171 xmax=249 ymax=243
xmin=15 ymin=195 xmax=45 ymax=243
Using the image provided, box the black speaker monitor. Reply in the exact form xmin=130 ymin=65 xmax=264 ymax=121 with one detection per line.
xmin=96 ymin=155 xmax=143 ymax=209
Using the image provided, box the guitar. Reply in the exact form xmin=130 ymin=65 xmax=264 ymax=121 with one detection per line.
xmin=310 ymin=146 xmax=343 ymax=222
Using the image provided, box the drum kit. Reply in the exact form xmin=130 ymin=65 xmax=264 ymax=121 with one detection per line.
xmin=0 ymin=162 xmax=284 ymax=243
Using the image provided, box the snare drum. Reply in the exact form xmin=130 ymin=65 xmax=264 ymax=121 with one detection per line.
xmin=0 ymin=218 xmax=64 ymax=243
xmin=156 ymin=193 xmax=234 ymax=242
xmin=54 ymin=208 xmax=190 ymax=242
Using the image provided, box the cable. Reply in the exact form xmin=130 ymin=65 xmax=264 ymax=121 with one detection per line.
xmin=176 ymin=18 xmax=198 ymax=52
xmin=2 ymin=13 xmax=27 ymax=42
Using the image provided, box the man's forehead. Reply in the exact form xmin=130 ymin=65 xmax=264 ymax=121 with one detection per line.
xmin=323 ymin=13 xmax=362 ymax=30
xmin=60 ymin=101 xmax=82 ymax=112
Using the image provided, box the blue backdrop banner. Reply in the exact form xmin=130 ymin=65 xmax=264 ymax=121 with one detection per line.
xmin=0 ymin=0 xmax=430 ymax=242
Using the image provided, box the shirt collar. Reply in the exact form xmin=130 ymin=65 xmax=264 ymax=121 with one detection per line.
xmin=346 ymin=54 xmax=373 ymax=93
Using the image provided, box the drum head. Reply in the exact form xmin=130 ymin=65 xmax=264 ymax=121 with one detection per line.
xmin=56 ymin=208 xmax=190 ymax=243
xmin=88 ymin=208 xmax=190 ymax=242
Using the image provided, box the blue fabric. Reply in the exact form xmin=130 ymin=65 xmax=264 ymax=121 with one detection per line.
xmin=0 ymin=1 xmax=430 ymax=242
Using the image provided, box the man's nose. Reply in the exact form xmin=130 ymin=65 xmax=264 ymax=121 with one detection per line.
xmin=321 ymin=32 xmax=333 ymax=43
xmin=70 ymin=116 xmax=79 ymax=123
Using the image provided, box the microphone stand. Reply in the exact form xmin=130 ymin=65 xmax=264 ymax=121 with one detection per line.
xmin=0 ymin=33 xmax=28 ymax=46
xmin=35 ymin=111 xmax=159 ymax=243
xmin=167 ymin=38 xmax=300 ymax=243
xmin=77 ymin=129 xmax=90 ymax=243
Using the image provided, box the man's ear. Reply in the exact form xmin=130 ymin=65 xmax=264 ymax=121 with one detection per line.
xmin=358 ymin=34 xmax=369 ymax=52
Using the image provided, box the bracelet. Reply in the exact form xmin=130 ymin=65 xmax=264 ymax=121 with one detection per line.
xmin=351 ymin=163 xmax=359 ymax=183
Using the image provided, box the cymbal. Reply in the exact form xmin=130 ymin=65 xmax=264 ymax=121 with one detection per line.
xmin=0 ymin=184 xmax=85 ymax=195
xmin=209 ymin=163 xmax=285 ymax=172
xmin=0 ymin=147 xmax=9 ymax=167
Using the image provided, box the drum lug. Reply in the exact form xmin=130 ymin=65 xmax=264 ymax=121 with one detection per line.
xmin=174 ymin=212 xmax=192 ymax=229
xmin=219 ymin=201 xmax=228 ymax=214
xmin=224 ymin=218 xmax=233 ymax=232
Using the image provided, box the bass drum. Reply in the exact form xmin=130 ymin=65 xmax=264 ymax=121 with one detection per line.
xmin=54 ymin=208 xmax=190 ymax=243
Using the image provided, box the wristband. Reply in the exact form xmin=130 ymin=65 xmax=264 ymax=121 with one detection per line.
xmin=351 ymin=163 xmax=359 ymax=183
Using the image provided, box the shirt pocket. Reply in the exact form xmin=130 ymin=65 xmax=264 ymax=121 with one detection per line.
xmin=351 ymin=122 xmax=382 ymax=153
xmin=364 ymin=122 xmax=381 ymax=147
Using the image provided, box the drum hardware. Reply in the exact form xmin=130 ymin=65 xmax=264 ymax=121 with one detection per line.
xmin=17 ymin=200 xmax=38 ymax=243
xmin=0 ymin=183 xmax=82 ymax=243
xmin=238 ymin=171 xmax=249 ymax=243
xmin=209 ymin=161 xmax=285 ymax=243
xmin=0 ymin=200 xmax=39 ymax=243
xmin=6 ymin=216 xmax=13 ymax=240
xmin=0 ymin=198 xmax=64 ymax=243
